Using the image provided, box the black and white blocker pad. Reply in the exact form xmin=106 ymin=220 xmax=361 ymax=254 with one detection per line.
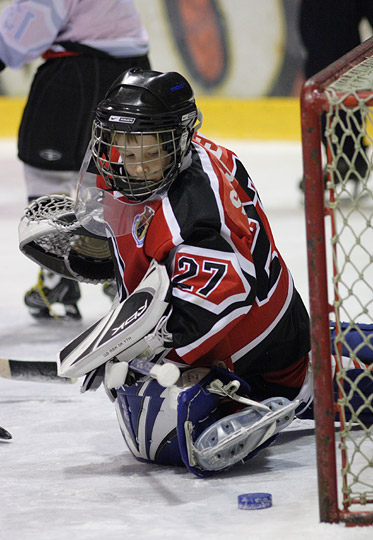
xmin=18 ymin=194 xmax=114 ymax=284
xmin=57 ymin=260 xmax=171 ymax=378
xmin=115 ymin=366 xmax=298 ymax=477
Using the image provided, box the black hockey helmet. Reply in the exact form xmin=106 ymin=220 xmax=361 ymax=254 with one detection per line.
xmin=91 ymin=68 xmax=202 ymax=202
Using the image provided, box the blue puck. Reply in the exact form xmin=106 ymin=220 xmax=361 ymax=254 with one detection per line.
xmin=238 ymin=493 xmax=272 ymax=510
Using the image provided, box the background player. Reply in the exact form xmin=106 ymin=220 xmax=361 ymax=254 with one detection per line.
xmin=0 ymin=0 xmax=151 ymax=319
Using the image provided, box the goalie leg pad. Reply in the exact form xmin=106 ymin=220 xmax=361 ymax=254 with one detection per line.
xmin=115 ymin=374 xmax=185 ymax=467
xmin=330 ymin=322 xmax=373 ymax=365
xmin=114 ymin=366 xmax=297 ymax=477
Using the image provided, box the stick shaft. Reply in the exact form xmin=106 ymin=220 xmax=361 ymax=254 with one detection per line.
xmin=0 ymin=358 xmax=76 ymax=384
xmin=128 ymin=357 xmax=157 ymax=377
xmin=128 ymin=357 xmax=180 ymax=387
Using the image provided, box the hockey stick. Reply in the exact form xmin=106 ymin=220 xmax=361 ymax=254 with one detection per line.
xmin=0 ymin=356 xmax=180 ymax=388
xmin=0 ymin=357 xmax=77 ymax=384
xmin=100 ymin=355 xmax=181 ymax=392
xmin=129 ymin=357 xmax=180 ymax=387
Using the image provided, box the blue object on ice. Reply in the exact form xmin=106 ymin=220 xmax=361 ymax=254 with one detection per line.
xmin=238 ymin=492 xmax=272 ymax=510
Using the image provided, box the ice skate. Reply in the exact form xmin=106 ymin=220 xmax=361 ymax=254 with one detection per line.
xmin=24 ymin=269 xmax=81 ymax=320
xmin=191 ymin=397 xmax=298 ymax=471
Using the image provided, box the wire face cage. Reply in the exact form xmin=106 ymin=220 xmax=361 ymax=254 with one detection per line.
xmin=301 ymin=37 xmax=373 ymax=526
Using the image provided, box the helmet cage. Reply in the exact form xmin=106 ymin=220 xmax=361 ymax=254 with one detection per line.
xmin=92 ymin=121 xmax=189 ymax=202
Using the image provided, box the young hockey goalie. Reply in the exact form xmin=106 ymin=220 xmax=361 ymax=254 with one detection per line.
xmin=19 ymin=68 xmax=373 ymax=476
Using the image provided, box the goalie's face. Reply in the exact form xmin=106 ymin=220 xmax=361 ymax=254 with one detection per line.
xmin=92 ymin=122 xmax=180 ymax=202
xmin=114 ymin=133 xmax=172 ymax=182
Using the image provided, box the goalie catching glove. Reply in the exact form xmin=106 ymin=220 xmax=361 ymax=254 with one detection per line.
xmin=115 ymin=366 xmax=298 ymax=477
xmin=18 ymin=194 xmax=114 ymax=284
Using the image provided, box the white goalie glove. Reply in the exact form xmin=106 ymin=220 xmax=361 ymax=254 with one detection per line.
xmin=57 ymin=259 xmax=172 ymax=378
xmin=18 ymin=194 xmax=114 ymax=284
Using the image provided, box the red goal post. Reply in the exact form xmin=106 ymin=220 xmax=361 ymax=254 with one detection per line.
xmin=301 ymin=37 xmax=373 ymax=526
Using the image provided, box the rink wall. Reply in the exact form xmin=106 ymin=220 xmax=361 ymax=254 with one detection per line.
xmin=0 ymin=96 xmax=302 ymax=141
xmin=0 ymin=1 xmax=303 ymax=141
xmin=0 ymin=1 xmax=302 ymax=98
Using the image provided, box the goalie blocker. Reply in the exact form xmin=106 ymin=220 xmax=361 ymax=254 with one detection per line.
xmin=57 ymin=259 xmax=172 ymax=378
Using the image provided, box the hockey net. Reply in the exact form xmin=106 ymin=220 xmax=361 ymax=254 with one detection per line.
xmin=301 ymin=37 xmax=373 ymax=526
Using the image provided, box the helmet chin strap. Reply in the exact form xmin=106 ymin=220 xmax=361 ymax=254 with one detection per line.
xmin=179 ymin=150 xmax=193 ymax=173
xmin=195 ymin=108 xmax=203 ymax=132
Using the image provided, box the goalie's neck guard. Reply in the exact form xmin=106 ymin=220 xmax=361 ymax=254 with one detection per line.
xmin=75 ymin=143 xmax=164 ymax=239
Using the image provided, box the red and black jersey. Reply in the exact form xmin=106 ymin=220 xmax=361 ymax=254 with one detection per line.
xmin=107 ymin=133 xmax=310 ymax=387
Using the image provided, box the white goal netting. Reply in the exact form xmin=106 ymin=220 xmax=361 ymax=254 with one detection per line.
xmin=323 ymin=58 xmax=373 ymax=514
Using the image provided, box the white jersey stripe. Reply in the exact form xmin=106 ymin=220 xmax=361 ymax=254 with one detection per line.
xmin=195 ymin=144 xmax=257 ymax=277
xmin=231 ymin=269 xmax=294 ymax=362
xmin=162 ymin=195 xmax=183 ymax=247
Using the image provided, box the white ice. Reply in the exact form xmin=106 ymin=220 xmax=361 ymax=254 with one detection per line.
xmin=0 ymin=139 xmax=371 ymax=540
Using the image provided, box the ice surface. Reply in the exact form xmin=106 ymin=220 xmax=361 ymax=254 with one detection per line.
xmin=1 ymin=139 xmax=371 ymax=539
